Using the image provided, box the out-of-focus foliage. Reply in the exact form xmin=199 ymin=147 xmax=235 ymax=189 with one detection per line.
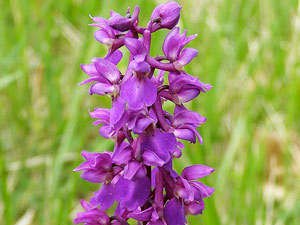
xmin=0 ymin=0 xmax=299 ymax=224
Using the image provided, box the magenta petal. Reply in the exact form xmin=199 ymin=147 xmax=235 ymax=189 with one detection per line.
xmin=163 ymin=27 xmax=182 ymax=61
xmin=89 ymin=82 xmax=115 ymax=95
xmin=110 ymin=96 xmax=125 ymax=125
xmin=163 ymin=198 xmax=186 ymax=225
xmin=190 ymin=181 xmax=215 ymax=198
xmin=142 ymin=78 xmax=158 ymax=107
xmin=73 ymin=161 xmax=90 ymax=172
xmin=94 ymin=29 xmax=112 ymax=45
xmin=132 ymin=117 xmax=154 ymax=134
xmin=74 ymin=209 xmax=110 ymax=224
xmin=174 ymin=128 xmax=196 ymax=143
xmin=115 ymin=177 xmax=151 ymax=211
xmin=181 ymin=164 xmax=215 ymax=180
xmin=114 ymin=203 xmax=126 ymax=218
xmin=89 ymin=108 xmax=110 ymax=120
xmin=94 ymin=58 xmax=120 ymax=84
xmin=81 ymin=151 xmax=100 ymax=164
xmin=108 ymin=11 xmax=132 ymax=31
xmin=90 ymin=183 xmax=115 ymax=210
xmin=80 ymin=170 xmax=107 ymax=183
xmin=78 ymin=77 xmax=106 ymax=86
xmin=80 ymin=200 xmax=93 ymax=211
xmin=142 ymin=150 xmax=165 ymax=167
xmin=177 ymin=88 xmax=200 ymax=103
xmin=121 ymin=76 xmax=157 ymax=110
xmin=183 ymin=125 xmax=203 ymax=144
xmin=80 ymin=150 xmax=112 ymax=170
xmin=150 ymin=3 xmax=163 ymax=19
xmin=124 ymin=38 xmax=147 ymax=59
xmin=130 ymin=60 xmax=151 ymax=73
xmin=128 ymin=207 xmax=153 ymax=221
xmin=124 ymin=161 xmax=142 ymax=180
xmin=99 ymin=124 xmax=112 ymax=139
xmin=182 ymin=34 xmax=198 ymax=47
xmin=186 ymin=201 xmax=204 ymax=215
xmin=94 ymin=155 xmax=112 ymax=170
xmin=177 ymin=48 xmax=198 ymax=66
xmin=81 ymin=64 xmax=98 ymax=76
xmin=151 ymin=1 xmax=181 ymax=30
xmin=89 ymin=15 xmax=109 ymax=27
xmin=104 ymin=50 xmax=123 ymax=65
xmin=112 ymin=142 xmax=132 ymax=164
xmin=173 ymin=110 xmax=206 ymax=126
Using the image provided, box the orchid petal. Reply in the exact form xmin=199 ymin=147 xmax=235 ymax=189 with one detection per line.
xmin=182 ymin=164 xmax=215 ymax=180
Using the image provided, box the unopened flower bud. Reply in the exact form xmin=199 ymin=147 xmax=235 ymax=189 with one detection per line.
xmin=108 ymin=10 xmax=132 ymax=32
xmin=151 ymin=1 xmax=182 ymax=31
xmin=108 ymin=6 xmax=140 ymax=32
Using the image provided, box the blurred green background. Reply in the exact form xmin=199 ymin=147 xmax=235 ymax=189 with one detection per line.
xmin=1 ymin=0 xmax=300 ymax=224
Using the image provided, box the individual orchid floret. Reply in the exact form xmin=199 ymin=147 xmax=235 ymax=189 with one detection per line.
xmin=160 ymin=72 xmax=212 ymax=105
xmin=89 ymin=108 xmax=128 ymax=141
xmin=120 ymin=38 xmax=157 ymax=110
xmin=80 ymin=51 xmax=126 ymax=125
xmin=175 ymin=165 xmax=215 ymax=200
xmin=161 ymin=165 xmax=214 ymax=224
xmin=73 ymin=151 xmax=113 ymax=183
xmin=127 ymin=108 xmax=157 ymax=134
xmin=89 ymin=15 xmax=117 ymax=47
xmin=178 ymin=165 xmax=214 ymax=215
xmin=87 ymin=58 xmax=121 ymax=96
xmin=80 ymin=50 xmax=122 ymax=83
xmin=151 ymin=1 xmax=182 ymax=32
xmin=79 ymin=49 xmax=122 ymax=89
xmin=124 ymin=38 xmax=150 ymax=73
xmin=163 ymin=27 xmax=198 ymax=70
xmin=169 ymin=105 xmax=207 ymax=144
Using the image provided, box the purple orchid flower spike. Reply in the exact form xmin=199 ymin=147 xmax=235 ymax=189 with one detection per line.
xmin=75 ymin=2 xmax=214 ymax=225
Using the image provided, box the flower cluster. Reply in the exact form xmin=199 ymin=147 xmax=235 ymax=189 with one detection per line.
xmin=74 ymin=1 xmax=214 ymax=224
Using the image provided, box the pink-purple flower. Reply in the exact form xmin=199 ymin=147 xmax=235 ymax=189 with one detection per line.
xmin=74 ymin=2 xmax=214 ymax=225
